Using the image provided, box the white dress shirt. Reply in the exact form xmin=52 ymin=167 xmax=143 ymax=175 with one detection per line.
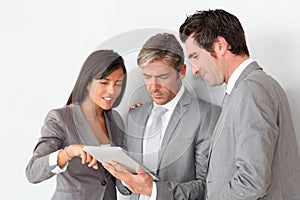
xmin=226 ymin=58 xmax=254 ymax=94
xmin=49 ymin=149 xmax=68 ymax=174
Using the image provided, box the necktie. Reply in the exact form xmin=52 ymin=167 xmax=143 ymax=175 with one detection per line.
xmin=143 ymin=106 xmax=167 ymax=173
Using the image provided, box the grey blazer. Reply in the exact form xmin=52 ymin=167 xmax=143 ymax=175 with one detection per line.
xmin=25 ymin=103 xmax=124 ymax=200
xmin=122 ymin=89 xmax=221 ymax=200
xmin=206 ymin=62 xmax=300 ymax=199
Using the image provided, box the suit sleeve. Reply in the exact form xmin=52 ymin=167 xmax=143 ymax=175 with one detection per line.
xmin=25 ymin=110 xmax=65 ymax=183
xmin=214 ymin=80 xmax=279 ymax=199
xmin=156 ymin=104 xmax=221 ymax=200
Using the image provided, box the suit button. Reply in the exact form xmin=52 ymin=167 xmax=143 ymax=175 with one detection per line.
xmin=101 ymin=180 xmax=106 ymax=186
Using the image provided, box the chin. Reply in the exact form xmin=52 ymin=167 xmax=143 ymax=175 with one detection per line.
xmin=100 ymin=104 xmax=113 ymax=110
xmin=206 ymin=80 xmax=217 ymax=87
xmin=154 ymin=99 xmax=167 ymax=105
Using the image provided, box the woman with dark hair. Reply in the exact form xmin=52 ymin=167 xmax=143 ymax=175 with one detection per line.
xmin=26 ymin=50 xmax=127 ymax=199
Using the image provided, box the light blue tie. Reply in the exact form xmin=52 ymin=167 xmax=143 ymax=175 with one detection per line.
xmin=143 ymin=106 xmax=168 ymax=173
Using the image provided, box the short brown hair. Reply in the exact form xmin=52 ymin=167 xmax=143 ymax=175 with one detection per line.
xmin=179 ymin=9 xmax=249 ymax=56
xmin=137 ymin=33 xmax=184 ymax=72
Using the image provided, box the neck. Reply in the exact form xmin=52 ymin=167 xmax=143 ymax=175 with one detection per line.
xmin=80 ymin=97 xmax=109 ymax=144
xmin=224 ymin=55 xmax=249 ymax=84
xmin=80 ymin=97 xmax=103 ymax=119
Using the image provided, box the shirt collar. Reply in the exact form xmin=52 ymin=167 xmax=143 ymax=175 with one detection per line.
xmin=153 ymin=84 xmax=185 ymax=111
xmin=226 ymin=58 xmax=254 ymax=94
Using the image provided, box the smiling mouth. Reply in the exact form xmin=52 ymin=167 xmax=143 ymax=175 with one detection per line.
xmin=103 ymin=97 xmax=113 ymax=101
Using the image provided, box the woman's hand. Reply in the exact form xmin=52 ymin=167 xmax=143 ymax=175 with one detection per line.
xmin=59 ymin=144 xmax=99 ymax=169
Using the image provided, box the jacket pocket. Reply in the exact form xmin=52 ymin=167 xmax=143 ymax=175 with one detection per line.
xmin=51 ymin=189 xmax=83 ymax=200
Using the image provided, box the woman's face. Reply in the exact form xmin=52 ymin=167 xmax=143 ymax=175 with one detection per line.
xmin=86 ymin=67 xmax=124 ymax=111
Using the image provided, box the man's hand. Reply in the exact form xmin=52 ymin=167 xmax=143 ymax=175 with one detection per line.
xmin=129 ymin=103 xmax=143 ymax=111
xmin=103 ymin=161 xmax=153 ymax=196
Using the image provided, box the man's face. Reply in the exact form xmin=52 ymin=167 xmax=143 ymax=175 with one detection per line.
xmin=142 ymin=60 xmax=185 ymax=105
xmin=185 ymin=35 xmax=224 ymax=87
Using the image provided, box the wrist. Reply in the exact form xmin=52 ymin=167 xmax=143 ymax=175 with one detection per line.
xmin=64 ymin=146 xmax=73 ymax=160
xmin=148 ymin=181 xmax=157 ymax=199
xmin=146 ymin=181 xmax=153 ymax=196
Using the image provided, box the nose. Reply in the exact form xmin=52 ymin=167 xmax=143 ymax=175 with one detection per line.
xmin=192 ymin=66 xmax=199 ymax=75
xmin=148 ymin=78 xmax=161 ymax=92
xmin=107 ymin=83 xmax=115 ymax=94
xmin=149 ymin=82 xmax=161 ymax=92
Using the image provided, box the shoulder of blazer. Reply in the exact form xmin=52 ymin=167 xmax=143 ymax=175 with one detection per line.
xmin=233 ymin=61 xmax=263 ymax=90
xmin=46 ymin=104 xmax=73 ymax=122
xmin=182 ymin=89 xmax=221 ymax=114
xmin=128 ymin=101 xmax=153 ymax=118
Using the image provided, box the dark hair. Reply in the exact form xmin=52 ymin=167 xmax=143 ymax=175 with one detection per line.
xmin=179 ymin=9 xmax=249 ymax=56
xmin=67 ymin=50 xmax=127 ymax=108
xmin=137 ymin=33 xmax=184 ymax=72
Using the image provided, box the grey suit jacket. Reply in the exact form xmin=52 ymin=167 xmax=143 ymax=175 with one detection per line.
xmin=206 ymin=62 xmax=300 ymax=199
xmin=122 ymin=89 xmax=221 ymax=200
xmin=26 ymin=103 xmax=124 ymax=200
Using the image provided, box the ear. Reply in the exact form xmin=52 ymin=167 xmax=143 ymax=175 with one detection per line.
xmin=86 ymin=82 xmax=91 ymax=91
xmin=179 ymin=64 xmax=186 ymax=78
xmin=213 ymin=36 xmax=228 ymax=56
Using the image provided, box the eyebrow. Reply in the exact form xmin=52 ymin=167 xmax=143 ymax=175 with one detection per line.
xmin=188 ymin=52 xmax=197 ymax=59
xmin=143 ymin=73 xmax=170 ymax=77
xmin=102 ymin=78 xmax=123 ymax=82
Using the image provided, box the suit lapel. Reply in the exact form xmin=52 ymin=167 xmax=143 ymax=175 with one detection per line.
xmin=209 ymin=61 xmax=263 ymax=153
xmin=103 ymin=111 xmax=118 ymax=146
xmin=134 ymin=103 xmax=153 ymax=163
xmin=157 ymin=90 xmax=191 ymax=171
xmin=71 ymin=103 xmax=100 ymax=146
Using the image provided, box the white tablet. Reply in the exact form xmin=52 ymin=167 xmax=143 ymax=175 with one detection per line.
xmin=83 ymin=145 xmax=159 ymax=181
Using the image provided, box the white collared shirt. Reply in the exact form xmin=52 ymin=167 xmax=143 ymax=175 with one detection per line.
xmin=49 ymin=149 xmax=69 ymax=174
xmin=226 ymin=58 xmax=254 ymax=94
xmin=144 ymin=84 xmax=185 ymax=149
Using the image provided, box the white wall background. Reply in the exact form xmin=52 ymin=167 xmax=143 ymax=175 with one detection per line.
xmin=1 ymin=0 xmax=299 ymax=199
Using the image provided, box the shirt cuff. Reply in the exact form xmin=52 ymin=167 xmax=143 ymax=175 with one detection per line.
xmin=149 ymin=181 xmax=157 ymax=200
xmin=49 ymin=149 xmax=69 ymax=174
